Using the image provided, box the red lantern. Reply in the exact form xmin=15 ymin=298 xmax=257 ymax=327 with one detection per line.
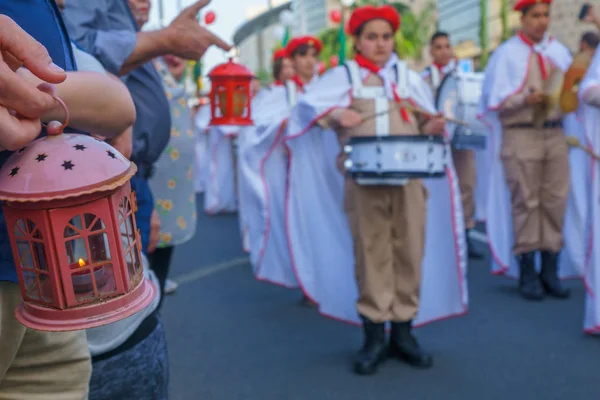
xmin=208 ymin=58 xmax=254 ymax=126
xmin=204 ymin=11 xmax=216 ymax=25
xmin=329 ymin=9 xmax=342 ymax=24
xmin=0 ymin=110 xmax=156 ymax=331
xmin=330 ymin=54 xmax=340 ymax=67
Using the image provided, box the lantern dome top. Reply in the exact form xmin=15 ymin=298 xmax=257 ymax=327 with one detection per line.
xmin=0 ymin=133 xmax=136 ymax=203
xmin=208 ymin=58 xmax=254 ymax=79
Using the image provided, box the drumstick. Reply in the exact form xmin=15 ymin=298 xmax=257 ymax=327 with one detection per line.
xmin=361 ymin=102 xmax=470 ymax=127
xmin=565 ymin=136 xmax=600 ymax=160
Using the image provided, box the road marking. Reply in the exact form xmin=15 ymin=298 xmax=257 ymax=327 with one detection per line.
xmin=174 ymin=257 xmax=249 ymax=285
xmin=469 ymin=229 xmax=488 ymax=243
xmin=174 ymin=231 xmax=488 ymax=286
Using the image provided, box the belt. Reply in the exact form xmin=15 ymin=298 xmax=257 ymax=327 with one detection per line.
xmin=505 ymin=120 xmax=563 ymax=129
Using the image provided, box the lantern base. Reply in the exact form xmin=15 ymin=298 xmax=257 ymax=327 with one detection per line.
xmin=15 ymin=277 xmax=157 ymax=332
xmin=209 ymin=118 xmax=253 ymax=126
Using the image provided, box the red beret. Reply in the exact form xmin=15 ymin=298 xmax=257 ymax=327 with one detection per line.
xmin=513 ymin=0 xmax=552 ymax=11
xmin=273 ymin=48 xmax=288 ymax=61
xmin=347 ymin=5 xmax=401 ymax=35
xmin=285 ymin=36 xmax=323 ymax=56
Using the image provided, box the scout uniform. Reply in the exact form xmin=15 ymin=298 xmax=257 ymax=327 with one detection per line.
xmin=422 ymin=59 xmax=483 ymax=258
xmin=480 ymin=0 xmax=571 ymax=300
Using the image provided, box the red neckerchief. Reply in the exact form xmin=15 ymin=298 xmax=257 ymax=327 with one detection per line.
xmin=518 ymin=31 xmax=548 ymax=80
xmin=291 ymin=75 xmax=305 ymax=90
xmin=273 ymin=80 xmax=284 ymax=86
xmin=354 ymin=54 xmax=410 ymax=122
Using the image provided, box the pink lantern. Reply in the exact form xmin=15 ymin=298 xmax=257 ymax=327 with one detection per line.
xmin=0 ymin=108 xmax=156 ymax=331
xmin=329 ymin=9 xmax=342 ymax=24
xmin=204 ymin=11 xmax=216 ymax=25
xmin=208 ymin=58 xmax=254 ymax=126
xmin=330 ymin=54 xmax=340 ymax=67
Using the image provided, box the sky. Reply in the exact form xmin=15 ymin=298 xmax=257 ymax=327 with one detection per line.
xmin=147 ymin=0 xmax=267 ymax=73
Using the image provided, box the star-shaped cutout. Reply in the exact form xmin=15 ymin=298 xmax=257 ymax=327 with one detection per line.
xmin=9 ymin=167 xmax=19 ymax=177
xmin=35 ymin=153 xmax=48 ymax=162
xmin=73 ymin=144 xmax=86 ymax=151
xmin=106 ymin=150 xmax=116 ymax=159
xmin=17 ymin=147 xmax=27 ymax=154
xmin=62 ymin=160 xmax=74 ymax=170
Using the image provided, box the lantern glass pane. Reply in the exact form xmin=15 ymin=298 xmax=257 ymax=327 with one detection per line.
xmin=216 ymin=86 xmax=227 ymax=117
xmin=14 ymin=219 xmax=27 ymax=237
xmin=96 ymin=264 xmax=116 ymax=296
xmin=22 ymin=270 xmax=39 ymax=300
xmin=233 ymin=85 xmax=248 ymax=117
xmin=32 ymin=241 xmax=47 ymax=271
xmin=132 ymin=243 xmax=142 ymax=275
xmin=89 ymin=232 xmax=111 ymax=263
xmin=17 ymin=240 xmax=33 ymax=269
xmin=125 ymin=247 xmax=135 ymax=279
xmin=66 ymin=237 xmax=87 ymax=266
xmin=84 ymin=213 xmax=97 ymax=229
xmin=64 ymin=215 xmax=83 ymax=238
xmin=38 ymin=273 xmax=54 ymax=303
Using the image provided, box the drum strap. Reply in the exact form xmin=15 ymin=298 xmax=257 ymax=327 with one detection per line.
xmin=285 ymin=80 xmax=297 ymax=107
xmin=344 ymin=60 xmax=410 ymax=136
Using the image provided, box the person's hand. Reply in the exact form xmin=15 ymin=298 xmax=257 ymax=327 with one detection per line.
xmin=148 ymin=210 xmax=161 ymax=254
xmin=0 ymin=15 xmax=67 ymax=151
xmin=424 ymin=114 xmax=446 ymax=135
xmin=109 ymin=126 xmax=133 ymax=159
xmin=338 ymin=109 xmax=363 ymax=128
xmin=525 ymin=89 xmax=545 ymax=106
xmin=583 ymin=5 xmax=599 ymax=24
xmin=165 ymin=0 xmax=232 ymax=61
xmin=336 ymin=151 xmax=348 ymax=173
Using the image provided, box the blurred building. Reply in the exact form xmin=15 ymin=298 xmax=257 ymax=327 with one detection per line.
xmin=233 ymin=1 xmax=292 ymax=77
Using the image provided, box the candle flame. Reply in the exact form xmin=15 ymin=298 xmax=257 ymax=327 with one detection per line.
xmin=78 ymin=258 xmax=86 ymax=267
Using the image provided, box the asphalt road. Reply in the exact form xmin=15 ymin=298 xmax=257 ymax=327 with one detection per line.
xmin=161 ymin=195 xmax=599 ymax=400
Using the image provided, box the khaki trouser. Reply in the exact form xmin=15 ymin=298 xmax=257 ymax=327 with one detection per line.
xmin=500 ymin=127 xmax=570 ymax=255
xmin=452 ymin=148 xmax=476 ymax=230
xmin=345 ymin=179 xmax=427 ymax=323
xmin=0 ymin=282 xmax=91 ymax=400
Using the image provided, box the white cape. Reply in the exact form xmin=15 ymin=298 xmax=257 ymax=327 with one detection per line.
xmin=478 ymin=35 xmax=583 ymax=279
xmin=194 ymin=105 xmax=211 ymax=193
xmin=204 ymin=124 xmax=239 ymax=214
xmin=238 ymin=85 xmax=299 ymax=287
xmin=578 ymin=49 xmax=600 ymax=334
xmin=284 ymin=60 xmax=468 ymax=326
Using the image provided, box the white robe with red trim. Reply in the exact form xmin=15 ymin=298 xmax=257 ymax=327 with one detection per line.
xmin=478 ymin=34 xmax=584 ymax=279
xmin=237 ymin=84 xmax=300 ymax=287
xmin=577 ymin=49 xmax=600 ymax=334
xmin=204 ymin=124 xmax=239 ymax=214
xmin=194 ymin=105 xmax=211 ymax=194
xmin=284 ymin=55 xmax=468 ymax=326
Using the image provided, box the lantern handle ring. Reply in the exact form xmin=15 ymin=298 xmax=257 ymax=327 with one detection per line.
xmin=42 ymin=95 xmax=70 ymax=136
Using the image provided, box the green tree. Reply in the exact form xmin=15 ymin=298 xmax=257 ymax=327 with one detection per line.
xmin=479 ymin=0 xmax=490 ymax=68
xmin=500 ymin=0 xmax=510 ymax=41
xmin=255 ymin=68 xmax=271 ymax=85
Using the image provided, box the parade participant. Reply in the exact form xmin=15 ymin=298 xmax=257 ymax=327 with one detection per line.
xmin=479 ymin=0 xmax=581 ymax=300
xmin=578 ymin=35 xmax=600 ymax=335
xmin=285 ymin=5 xmax=467 ymax=375
xmin=238 ymin=41 xmax=321 ymax=299
xmin=422 ymin=31 xmax=483 ymax=259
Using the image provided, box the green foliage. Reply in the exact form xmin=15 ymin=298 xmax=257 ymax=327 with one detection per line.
xmin=479 ymin=0 xmax=489 ymax=68
xmin=500 ymin=0 xmax=510 ymax=41
xmin=255 ymin=69 xmax=272 ymax=84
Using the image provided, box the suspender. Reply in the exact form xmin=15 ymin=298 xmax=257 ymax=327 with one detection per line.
xmin=285 ymin=80 xmax=298 ymax=107
xmin=344 ymin=60 xmax=410 ymax=136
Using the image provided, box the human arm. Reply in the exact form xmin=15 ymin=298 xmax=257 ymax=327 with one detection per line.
xmin=17 ymin=69 xmax=136 ymax=138
xmin=64 ymin=0 xmax=230 ymax=76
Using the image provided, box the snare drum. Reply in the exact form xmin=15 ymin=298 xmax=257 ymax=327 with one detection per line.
xmin=343 ymin=135 xmax=448 ymax=186
xmin=436 ymin=71 xmax=487 ymax=150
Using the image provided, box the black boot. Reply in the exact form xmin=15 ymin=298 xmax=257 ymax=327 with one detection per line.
xmin=466 ymin=229 xmax=484 ymax=259
xmin=539 ymin=251 xmax=570 ymax=299
xmin=353 ymin=318 xmax=387 ymax=375
xmin=518 ymin=251 xmax=544 ymax=301
xmin=388 ymin=321 xmax=433 ymax=369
